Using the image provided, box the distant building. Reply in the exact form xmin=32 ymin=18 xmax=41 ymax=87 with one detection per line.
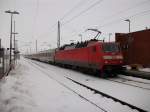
xmin=115 ymin=29 xmax=150 ymax=67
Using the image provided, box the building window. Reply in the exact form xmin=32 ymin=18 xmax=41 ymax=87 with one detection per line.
xmin=123 ymin=44 xmax=129 ymax=50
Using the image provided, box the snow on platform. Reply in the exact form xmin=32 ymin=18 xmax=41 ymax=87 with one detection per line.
xmin=0 ymin=58 xmax=102 ymax=112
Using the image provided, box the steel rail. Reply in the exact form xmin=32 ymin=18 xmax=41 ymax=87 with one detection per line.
xmin=117 ymin=76 xmax=150 ymax=85
xmin=106 ymin=78 xmax=150 ymax=91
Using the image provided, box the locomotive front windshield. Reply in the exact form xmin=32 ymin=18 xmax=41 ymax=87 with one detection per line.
xmin=103 ymin=43 xmax=119 ymax=52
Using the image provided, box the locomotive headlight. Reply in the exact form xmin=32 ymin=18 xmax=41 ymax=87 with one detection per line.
xmin=103 ymin=55 xmax=123 ymax=60
xmin=103 ymin=56 xmax=113 ymax=59
xmin=104 ymin=61 xmax=108 ymax=63
xmin=116 ymin=55 xmax=123 ymax=59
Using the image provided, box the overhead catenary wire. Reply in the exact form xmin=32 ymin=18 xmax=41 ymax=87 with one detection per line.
xmin=37 ymin=0 xmax=146 ymax=40
xmin=68 ymin=2 xmax=150 ymax=38
xmin=36 ymin=0 xmax=150 ymax=40
xmin=97 ymin=9 xmax=150 ymax=29
xmin=66 ymin=9 xmax=150 ymax=41
xmin=62 ymin=0 xmax=104 ymax=26
xmin=60 ymin=0 xmax=92 ymax=21
xmin=36 ymin=0 xmax=92 ymax=40
xmin=36 ymin=22 xmax=58 ymax=39
xmin=73 ymin=0 xmax=150 ymax=32
xmin=56 ymin=0 xmax=105 ymax=41
xmin=94 ymin=0 xmax=150 ymax=27
xmin=36 ymin=0 xmax=150 ymax=45
xmin=60 ymin=0 xmax=150 ymax=39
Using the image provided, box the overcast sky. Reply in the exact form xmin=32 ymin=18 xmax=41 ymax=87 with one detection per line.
xmin=0 ymin=0 xmax=150 ymax=53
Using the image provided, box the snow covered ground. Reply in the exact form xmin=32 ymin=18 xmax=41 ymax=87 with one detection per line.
xmin=0 ymin=57 xmax=149 ymax=112
xmin=0 ymin=58 xmax=103 ymax=112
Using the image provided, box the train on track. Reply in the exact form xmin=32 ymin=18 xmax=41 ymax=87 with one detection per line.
xmin=25 ymin=39 xmax=124 ymax=77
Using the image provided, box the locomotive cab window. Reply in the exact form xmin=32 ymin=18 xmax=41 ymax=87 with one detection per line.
xmin=103 ymin=43 xmax=119 ymax=52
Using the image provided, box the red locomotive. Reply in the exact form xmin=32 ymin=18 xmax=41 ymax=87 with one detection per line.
xmin=55 ymin=39 xmax=123 ymax=77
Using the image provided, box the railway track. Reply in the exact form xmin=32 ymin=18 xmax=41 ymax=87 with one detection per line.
xmin=106 ymin=77 xmax=150 ymax=91
xmin=117 ymin=76 xmax=150 ymax=85
xmin=66 ymin=77 xmax=147 ymax=112
xmin=27 ymin=59 xmax=147 ymax=112
xmin=121 ymin=71 xmax=150 ymax=80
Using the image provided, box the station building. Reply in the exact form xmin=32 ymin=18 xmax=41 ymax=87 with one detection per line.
xmin=115 ymin=29 xmax=150 ymax=67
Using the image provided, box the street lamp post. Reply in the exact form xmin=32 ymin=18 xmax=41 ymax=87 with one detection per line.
xmin=5 ymin=10 xmax=19 ymax=69
xmin=124 ymin=19 xmax=133 ymax=62
xmin=13 ymin=21 xmax=18 ymax=52
xmin=125 ymin=19 xmax=132 ymax=43
xmin=12 ymin=31 xmax=18 ymax=65
xmin=125 ymin=19 xmax=130 ymax=33
xmin=12 ymin=21 xmax=19 ymax=64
